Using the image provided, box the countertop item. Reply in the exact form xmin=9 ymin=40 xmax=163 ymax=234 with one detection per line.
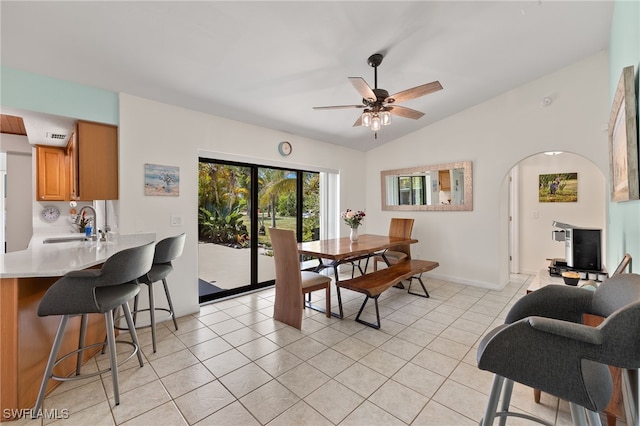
xmin=0 ymin=233 xmax=156 ymax=278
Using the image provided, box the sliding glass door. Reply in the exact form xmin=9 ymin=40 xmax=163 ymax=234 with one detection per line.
xmin=198 ymin=158 xmax=319 ymax=303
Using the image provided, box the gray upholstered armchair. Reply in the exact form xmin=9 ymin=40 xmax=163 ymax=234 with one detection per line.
xmin=477 ymin=273 xmax=640 ymax=426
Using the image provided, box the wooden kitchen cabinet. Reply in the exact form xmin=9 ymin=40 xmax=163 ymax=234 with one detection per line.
xmin=36 ymin=145 xmax=67 ymax=201
xmin=69 ymin=120 xmax=118 ymax=200
xmin=36 ymin=121 xmax=118 ymax=202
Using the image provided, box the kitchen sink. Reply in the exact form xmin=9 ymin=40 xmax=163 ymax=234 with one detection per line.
xmin=42 ymin=236 xmax=90 ymax=244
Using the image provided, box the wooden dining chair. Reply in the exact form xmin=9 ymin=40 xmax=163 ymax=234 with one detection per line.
xmin=269 ymin=228 xmax=332 ymax=329
xmin=371 ymin=218 xmax=415 ymax=272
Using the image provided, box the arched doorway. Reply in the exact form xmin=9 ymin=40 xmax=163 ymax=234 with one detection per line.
xmin=505 ymin=151 xmax=606 ymax=275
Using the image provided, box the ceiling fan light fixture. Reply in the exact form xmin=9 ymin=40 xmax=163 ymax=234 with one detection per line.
xmin=381 ymin=110 xmax=391 ymax=126
xmin=362 ymin=111 xmax=372 ymax=127
xmin=371 ymin=115 xmax=381 ymax=131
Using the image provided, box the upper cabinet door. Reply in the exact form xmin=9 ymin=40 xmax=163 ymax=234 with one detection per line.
xmin=75 ymin=120 xmax=118 ymax=200
xmin=36 ymin=145 xmax=68 ymax=201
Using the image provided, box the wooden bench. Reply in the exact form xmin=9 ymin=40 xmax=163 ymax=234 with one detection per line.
xmin=335 ymin=259 xmax=439 ymax=329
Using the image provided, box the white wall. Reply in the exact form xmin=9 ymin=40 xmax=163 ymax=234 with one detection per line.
xmin=0 ymin=133 xmax=33 ymax=252
xmin=117 ymin=94 xmax=366 ymax=316
xmin=516 ymin=152 xmax=606 ymax=274
xmin=366 ymin=51 xmax=610 ymax=289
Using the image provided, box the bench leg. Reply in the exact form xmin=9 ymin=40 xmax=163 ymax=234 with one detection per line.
xmin=407 ymin=274 xmax=430 ymax=298
xmin=355 ymin=295 xmax=381 ymax=329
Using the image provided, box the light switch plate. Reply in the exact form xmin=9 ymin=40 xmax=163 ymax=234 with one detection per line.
xmin=170 ymin=215 xmax=182 ymax=226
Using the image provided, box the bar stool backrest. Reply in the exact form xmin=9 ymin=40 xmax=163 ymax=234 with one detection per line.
xmin=153 ymin=233 xmax=186 ymax=265
xmin=99 ymin=242 xmax=156 ymax=286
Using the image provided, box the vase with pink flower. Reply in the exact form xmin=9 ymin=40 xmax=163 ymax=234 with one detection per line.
xmin=341 ymin=209 xmax=365 ymax=242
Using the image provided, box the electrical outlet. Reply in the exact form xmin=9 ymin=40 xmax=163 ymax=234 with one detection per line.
xmin=170 ymin=215 xmax=182 ymax=226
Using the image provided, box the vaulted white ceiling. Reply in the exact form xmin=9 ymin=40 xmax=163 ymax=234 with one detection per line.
xmin=0 ymin=1 xmax=613 ymax=151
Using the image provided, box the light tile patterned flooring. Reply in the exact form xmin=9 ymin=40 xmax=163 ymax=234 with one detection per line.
xmin=16 ymin=272 xmax=620 ymax=425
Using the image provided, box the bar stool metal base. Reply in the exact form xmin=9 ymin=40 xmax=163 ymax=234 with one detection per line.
xmin=129 ymin=278 xmax=179 ymax=353
xmin=51 ymin=340 xmax=140 ymax=381
xmin=129 ymin=307 xmax=175 ymax=328
xmin=33 ymin=303 xmax=143 ymax=418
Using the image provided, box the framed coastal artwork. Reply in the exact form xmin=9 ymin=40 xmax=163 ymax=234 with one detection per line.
xmin=144 ymin=163 xmax=180 ymax=196
xmin=538 ymin=172 xmax=578 ymax=202
xmin=609 ymin=65 xmax=639 ymax=202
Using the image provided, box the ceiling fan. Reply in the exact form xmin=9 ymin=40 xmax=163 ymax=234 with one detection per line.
xmin=313 ymin=53 xmax=443 ymax=135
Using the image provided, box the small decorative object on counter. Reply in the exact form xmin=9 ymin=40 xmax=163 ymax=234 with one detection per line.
xmin=77 ymin=210 xmax=89 ymax=232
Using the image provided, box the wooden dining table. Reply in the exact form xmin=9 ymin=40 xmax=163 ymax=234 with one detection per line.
xmin=297 ymin=234 xmax=418 ymax=282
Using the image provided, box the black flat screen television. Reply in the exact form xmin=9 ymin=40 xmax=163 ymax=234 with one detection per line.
xmin=566 ymin=228 xmax=602 ymax=272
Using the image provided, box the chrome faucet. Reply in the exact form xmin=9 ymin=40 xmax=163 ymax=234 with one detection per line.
xmin=76 ymin=205 xmax=97 ymax=239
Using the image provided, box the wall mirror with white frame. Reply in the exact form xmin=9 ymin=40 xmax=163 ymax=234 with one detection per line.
xmin=381 ymin=161 xmax=473 ymax=211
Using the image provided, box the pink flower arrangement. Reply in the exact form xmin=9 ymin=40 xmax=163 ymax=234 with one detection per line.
xmin=341 ymin=209 xmax=365 ymax=229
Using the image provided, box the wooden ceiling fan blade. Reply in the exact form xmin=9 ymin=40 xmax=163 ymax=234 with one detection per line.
xmin=348 ymin=77 xmax=376 ymax=102
xmin=386 ymin=81 xmax=443 ymax=104
xmin=352 ymin=115 xmax=363 ymax=127
xmin=312 ymin=105 xmax=365 ymax=110
xmin=389 ymin=105 xmax=425 ymax=119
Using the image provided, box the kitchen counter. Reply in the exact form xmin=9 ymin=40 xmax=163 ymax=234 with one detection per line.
xmin=1 ymin=233 xmax=155 ymax=278
xmin=0 ymin=232 xmax=155 ymax=421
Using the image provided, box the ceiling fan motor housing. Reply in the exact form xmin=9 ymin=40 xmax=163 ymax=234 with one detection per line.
xmin=363 ymin=88 xmax=390 ymax=109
